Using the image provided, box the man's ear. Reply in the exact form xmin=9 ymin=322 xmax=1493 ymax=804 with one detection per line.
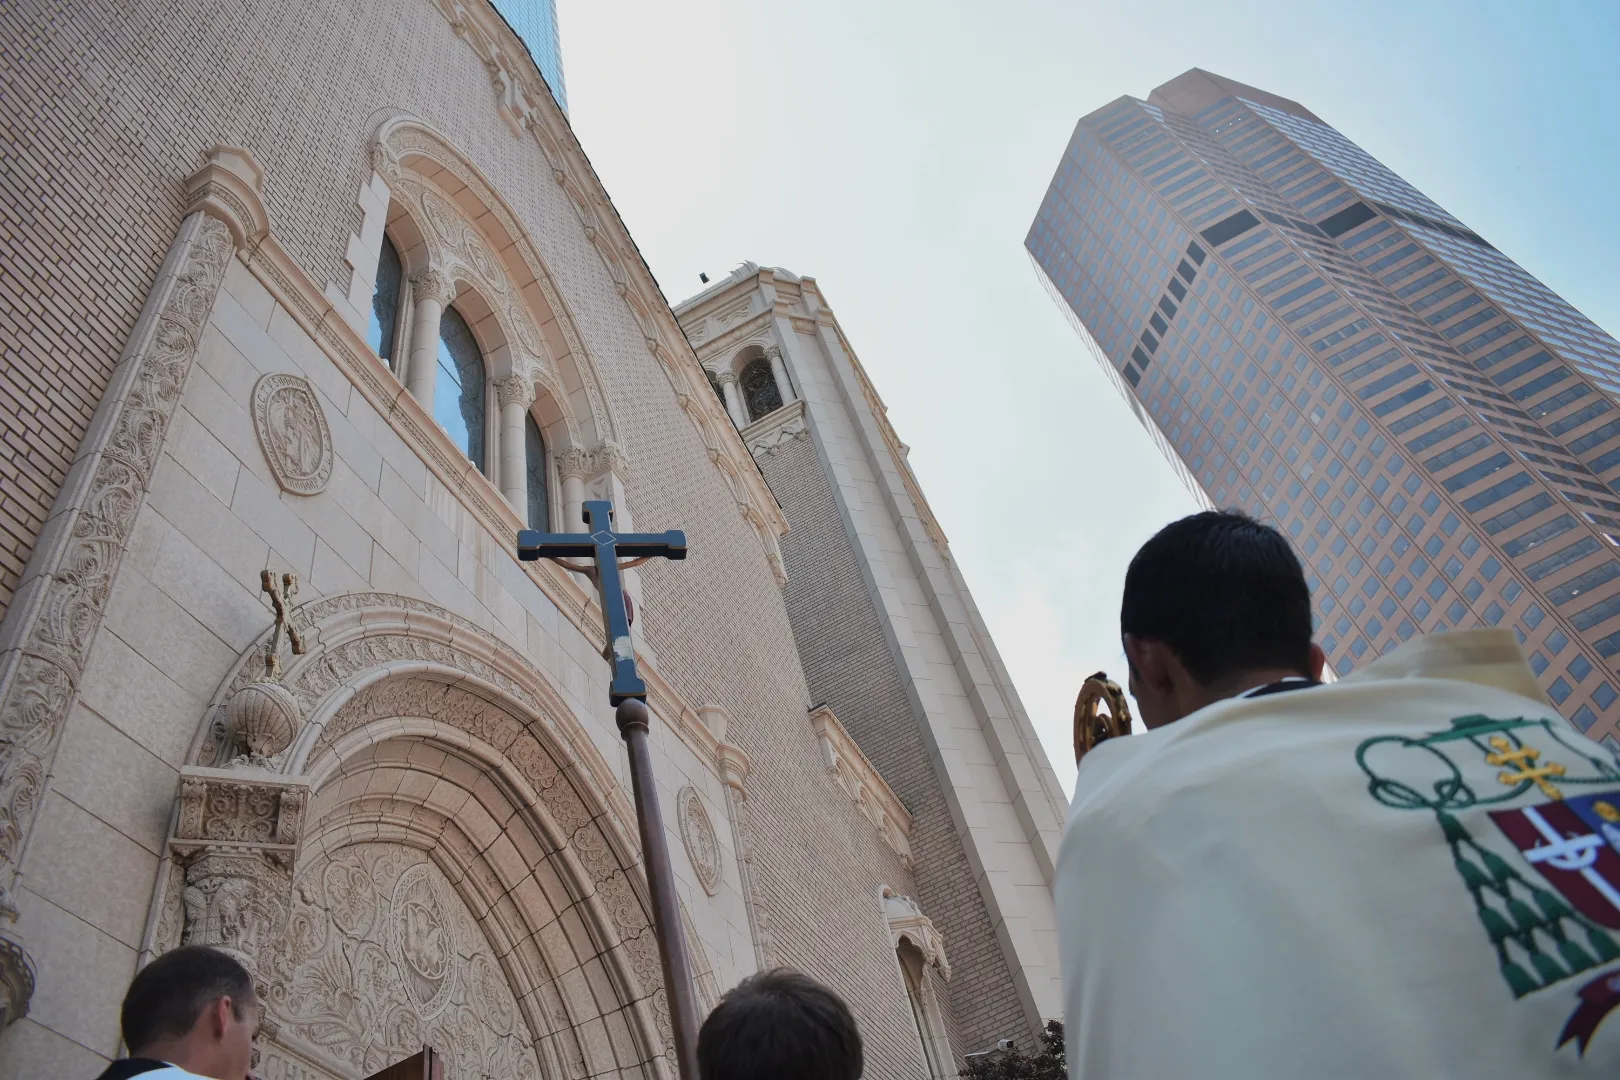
xmin=206 ymin=996 xmax=232 ymax=1039
xmin=1123 ymin=634 xmax=1174 ymax=697
xmin=1307 ymin=641 xmax=1327 ymax=681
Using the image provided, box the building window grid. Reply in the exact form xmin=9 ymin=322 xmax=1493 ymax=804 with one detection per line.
xmin=1043 ymin=107 xmax=1613 ymax=702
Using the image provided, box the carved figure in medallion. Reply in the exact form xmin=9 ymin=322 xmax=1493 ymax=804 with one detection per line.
xmin=252 ymin=373 xmax=334 ymax=495
xmin=678 ymin=786 xmax=721 ymax=896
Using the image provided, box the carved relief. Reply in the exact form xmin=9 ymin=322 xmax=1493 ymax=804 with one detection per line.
xmin=170 ymin=768 xmax=310 ymax=978
xmin=252 ymin=373 xmax=334 ymax=495
xmin=809 ymin=706 xmax=914 ymax=867
xmin=493 ymin=371 xmax=536 ymax=410
xmin=0 ymin=209 xmax=235 ymax=982
xmin=258 ymin=843 xmax=542 ymax=1080
xmin=677 ymin=787 xmax=720 ymax=896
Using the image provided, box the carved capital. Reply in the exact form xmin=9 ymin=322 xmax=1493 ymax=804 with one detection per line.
xmin=558 ymin=446 xmax=591 ymax=481
xmin=0 ymin=892 xmax=35 ymax=1031
xmin=170 ymin=768 xmax=309 ymax=977
xmin=713 ymin=370 xmax=738 ymax=386
xmin=589 ymin=441 xmax=628 ymax=478
xmin=411 ymin=267 xmax=458 ymax=306
xmin=185 ymin=145 xmax=270 ymax=250
xmin=493 ymin=372 xmax=536 ymax=409
xmin=764 ymin=345 xmax=782 ymax=361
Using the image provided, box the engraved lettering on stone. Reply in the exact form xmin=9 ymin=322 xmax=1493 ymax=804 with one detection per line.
xmin=252 ymin=373 xmax=333 ymax=495
xmin=678 ymin=786 xmax=721 ymax=896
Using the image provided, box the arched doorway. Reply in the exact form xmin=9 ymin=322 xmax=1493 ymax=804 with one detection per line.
xmin=159 ymin=593 xmax=691 ymax=1080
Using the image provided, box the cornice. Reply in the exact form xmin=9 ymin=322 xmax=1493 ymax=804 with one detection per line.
xmin=808 ymin=705 xmax=912 ymax=866
xmin=424 ymin=0 xmax=789 ymax=584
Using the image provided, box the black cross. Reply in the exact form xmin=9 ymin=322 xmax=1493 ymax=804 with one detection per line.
xmin=516 ymin=499 xmax=686 ymax=704
xmin=515 ymin=498 xmax=701 ymax=1077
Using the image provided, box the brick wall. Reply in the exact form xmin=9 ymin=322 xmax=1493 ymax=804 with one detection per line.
xmin=0 ymin=1 xmax=935 ymax=1076
xmin=761 ymin=433 xmax=1035 ymax=1057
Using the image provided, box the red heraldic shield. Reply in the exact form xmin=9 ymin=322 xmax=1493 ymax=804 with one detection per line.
xmin=1489 ymin=792 xmax=1620 ymax=930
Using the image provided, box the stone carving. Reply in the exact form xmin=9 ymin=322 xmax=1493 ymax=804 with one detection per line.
xmin=882 ymin=886 xmax=951 ymax=978
xmin=677 ymin=787 xmax=720 ymax=896
xmin=227 ymin=681 xmax=301 ymax=762
xmin=809 ymin=706 xmax=914 ymax=867
xmin=0 ymin=210 xmax=235 ymax=1010
xmin=258 ymin=842 xmax=542 ymax=1080
xmin=170 ymin=767 xmax=310 ymax=977
xmin=410 ymin=267 xmax=457 ymax=306
xmin=557 ymin=446 xmax=591 ymax=481
xmin=0 ymin=898 xmax=35 ymax=1031
xmin=493 ymin=371 xmax=535 ymax=409
xmin=252 ymin=373 xmax=334 ymax=495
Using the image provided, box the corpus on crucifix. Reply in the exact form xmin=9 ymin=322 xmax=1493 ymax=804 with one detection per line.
xmin=517 ymin=500 xmax=699 ymax=1078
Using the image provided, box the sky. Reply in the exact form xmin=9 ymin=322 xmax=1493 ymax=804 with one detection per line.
xmin=556 ymin=0 xmax=1620 ymax=793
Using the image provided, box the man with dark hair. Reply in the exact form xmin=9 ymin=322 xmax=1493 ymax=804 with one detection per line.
xmin=697 ymin=968 xmax=862 ymax=1080
xmin=94 ymin=945 xmax=259 ymax=1080
xmin=1057 ymin=510 xmax=1620 ymax=1077
xmin=1119 ymin=510 xmax=1325 ymax=726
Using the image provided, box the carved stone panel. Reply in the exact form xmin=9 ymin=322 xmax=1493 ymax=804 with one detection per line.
xmin=257 ymin=843 xmax=541 ymax=1080
xmin=677 ymin=786 xmax=720 ymax=896
xmin=253 ymin=373 xmax=334 ymax=495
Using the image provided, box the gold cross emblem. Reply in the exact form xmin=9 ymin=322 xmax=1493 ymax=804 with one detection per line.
xmin=1485 ymin=735 xmax=1565 ymax=799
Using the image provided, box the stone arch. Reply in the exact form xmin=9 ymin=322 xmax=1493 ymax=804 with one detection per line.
xmin=177 ymin=592 xmax=717 ymax=1079
xmin=372 ymin=114 xmax=618 ymax=456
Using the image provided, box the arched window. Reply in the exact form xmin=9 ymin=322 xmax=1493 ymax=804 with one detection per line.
xmin=740 ymin=357 xmax=783 ymax=421
xmin=435 ymin=306 xmax=488 ymax=474
xmin=707 ymin=369 xmax=725 ymax=405
xmin=368 ymin=235 xmax=403 ymax=370
xmin=898 ymin=941 xmax=948 ymax=1080
xmin=524 ymin=413 xmax=549 ymax=530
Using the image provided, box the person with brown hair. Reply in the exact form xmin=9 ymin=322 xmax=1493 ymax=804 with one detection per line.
xmin=94 ymin=945 xmax=260 ymax=1080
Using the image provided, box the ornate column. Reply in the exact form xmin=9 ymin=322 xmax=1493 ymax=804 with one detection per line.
xmin=168 ymin=767 xmax=310 ymax=979
xmin=558 ymin=447 xmax=590 ymax=531
xmin=765 ymin=345 xmax=794 ymax=404
xmin=494 ymin=372 xmax=536 ymax=520
xmin=715 ymin=370 xmax=747 ymax=428
xmin=0 ymin=145 xmax=263 ymax=1032
xmin=406 ymin=269 xmax=455 ymax=412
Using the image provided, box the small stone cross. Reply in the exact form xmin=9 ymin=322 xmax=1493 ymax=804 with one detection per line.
xmin=1486 ymin=735 xmax=1566 ymax=800
xmin=260 ymin=569 xmax=305 ymax=680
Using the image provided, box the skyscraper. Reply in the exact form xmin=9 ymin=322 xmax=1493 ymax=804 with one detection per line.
xmin=492 ymin=0 xmax=567 ymax=112
xmin=1028 ymin=69 xmax=1620 ymax=742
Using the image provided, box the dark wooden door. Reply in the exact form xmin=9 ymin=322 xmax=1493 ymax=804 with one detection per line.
xmin=361 ymin=1046 xmax=443 ymax=1080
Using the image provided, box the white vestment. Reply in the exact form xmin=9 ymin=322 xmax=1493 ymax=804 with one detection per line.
xmin=1057 ymin=629 xmax=1620 ymax=1078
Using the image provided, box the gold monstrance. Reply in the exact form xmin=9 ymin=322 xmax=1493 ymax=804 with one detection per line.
xmin=1073 ymin=671 xmax=1133 ymax=766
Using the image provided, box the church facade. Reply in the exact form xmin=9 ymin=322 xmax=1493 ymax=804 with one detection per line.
xmin=0 ymin=2 xmax=1063 ymax=1078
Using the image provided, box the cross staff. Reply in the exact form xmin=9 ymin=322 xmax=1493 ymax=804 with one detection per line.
xmin=517 ymin=499 xmax=699 ymax=1079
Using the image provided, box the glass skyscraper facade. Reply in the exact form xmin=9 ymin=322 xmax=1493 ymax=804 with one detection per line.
xmin=492 ymin=0 xmax=567 ymax=113
xmin=1028 ymin=69 xmax=1620 ymax=743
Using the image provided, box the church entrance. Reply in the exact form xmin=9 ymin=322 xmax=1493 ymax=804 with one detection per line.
xmin=155 ymin=593 xmax=678 ymax=1080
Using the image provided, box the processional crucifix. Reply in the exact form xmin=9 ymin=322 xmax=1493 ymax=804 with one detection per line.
xmin=517 ymin=500 xmax=700 ymax=1079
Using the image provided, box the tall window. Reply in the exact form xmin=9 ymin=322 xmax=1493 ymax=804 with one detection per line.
xmin=436 ymin=306 xmax=487 ymax=474
xmin=740 ymin=357 xmax=783 ymax=421
xmin=524 ymin=413 xmax=549 ymax=529
xmin=368 ymin=235 xmax=403 ymax=369
xmin=898 ymin=942 xmax=948 ymax=1080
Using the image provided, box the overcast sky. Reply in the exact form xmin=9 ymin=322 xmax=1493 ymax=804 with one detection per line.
xmin=558 ymin=0 xmax=1620 ymax=793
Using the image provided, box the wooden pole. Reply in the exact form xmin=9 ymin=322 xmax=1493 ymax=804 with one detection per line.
xmin=617 ymin=698 xmax=701 ymax=1079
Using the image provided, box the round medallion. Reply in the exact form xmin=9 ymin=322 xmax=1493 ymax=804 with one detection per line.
xmin=389 ymin=862 xmax=455 ymax=1017
xmin=677 ymin=786 xmax=721 ymax=896
xmin=252 ymin=373 xmax=333 ymax=495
